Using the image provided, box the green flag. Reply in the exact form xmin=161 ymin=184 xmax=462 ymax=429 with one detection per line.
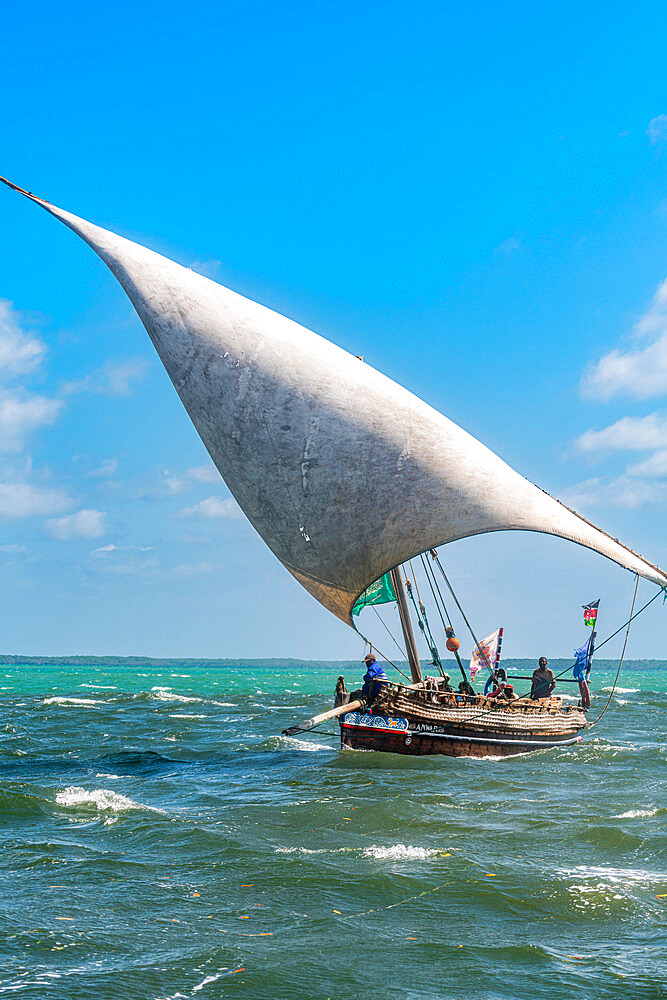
xmin=351 ymin=573 xmax=397 ymax=617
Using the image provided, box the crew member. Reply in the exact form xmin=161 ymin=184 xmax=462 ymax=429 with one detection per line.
xmin=498 ymin=683 xmax=518 ymax=702
xmin=360 ymin=653 xmax=388 ymax=704
xmin=531 ymin=656 xmax=556 ymax=700
xmin=484 ymin=668 xmax=506 ymax=697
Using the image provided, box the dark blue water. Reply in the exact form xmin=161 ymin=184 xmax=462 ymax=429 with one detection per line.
xmin=0 ymin=661 xmax=665 ymax=998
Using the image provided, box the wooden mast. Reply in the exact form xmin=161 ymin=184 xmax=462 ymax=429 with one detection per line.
xmin=389 ymin=566 xmax=423 ymax=684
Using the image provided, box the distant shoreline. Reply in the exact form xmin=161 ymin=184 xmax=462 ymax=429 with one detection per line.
xmin=0 ymin=655 xmax=665 ymax=669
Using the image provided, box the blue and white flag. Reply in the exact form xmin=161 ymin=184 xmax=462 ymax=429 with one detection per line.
xmin=573 ymin=633 xmax=594 ymax=681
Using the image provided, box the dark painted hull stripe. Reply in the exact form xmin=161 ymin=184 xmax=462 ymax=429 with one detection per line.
xmin=340 ymin=723 xmax=583 ymax=748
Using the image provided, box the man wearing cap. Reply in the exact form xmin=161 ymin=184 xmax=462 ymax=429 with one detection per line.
xmin=531 ymin=657 xmax=556 ymax=700
xmin=360 ymin=653 xmax=388 ymax=704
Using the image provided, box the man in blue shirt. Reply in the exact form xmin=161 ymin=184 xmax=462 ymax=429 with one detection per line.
xmin=361 ymin=654 xmax=388 ymax=704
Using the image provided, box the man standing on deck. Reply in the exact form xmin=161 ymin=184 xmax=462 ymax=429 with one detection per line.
xmin=531 ymin=657 xmax=556 ymax=700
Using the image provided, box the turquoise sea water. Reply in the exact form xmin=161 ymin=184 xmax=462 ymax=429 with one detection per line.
xmin=0 ymin=659 xmax=665 ymax=999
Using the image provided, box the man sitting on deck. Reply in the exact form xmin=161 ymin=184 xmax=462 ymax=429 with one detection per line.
xmin=497 ymin=683 xmax=518 ymax=702
xmin=531 ymin=657 xmax=556 ymax=700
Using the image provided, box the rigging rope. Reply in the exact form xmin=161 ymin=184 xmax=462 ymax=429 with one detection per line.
xmin=353 ymin=629 xmax=412 ymax=682
xmin=371 ymin=605 xmax=408 ymax=662
xmin=420 ymin=552 xmax=454 ymax=631
xmin=421 ymin=551 xmax=472 ymax=688
xmin=405 ymin=561 xmax=444 ymax=675
xmin=587 ymin=574 xmax=639 ymax=727
xmin=432 ymin=552 xmax=494 ymax=673
xmin=416 ymin=575 xmax=660 ymax=730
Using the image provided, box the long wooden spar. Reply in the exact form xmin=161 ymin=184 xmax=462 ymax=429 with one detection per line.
xmin=282 ymin=679 xmax=426 ymax=737
xmin=389 ymin=566 xmax=423 ymax=684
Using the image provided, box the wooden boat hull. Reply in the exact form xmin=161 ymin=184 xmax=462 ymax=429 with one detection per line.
xmin=338 ymin=705 xmax=585 ymax=758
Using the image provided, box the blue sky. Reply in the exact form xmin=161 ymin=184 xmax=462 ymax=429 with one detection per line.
xmin=1 ymin=0 xmax=666 ymax=660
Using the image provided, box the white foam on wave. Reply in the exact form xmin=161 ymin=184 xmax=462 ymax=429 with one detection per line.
xmin=601 ymin=686 xmax=639 ymax=693
xmin=55 ymin=785 xmax=166 ymax=814
xmin=150 ymin=686 xmax=201 ymax=703
xmin=79 ymin=684 xmax=117 ymax=690
xmin=564 ymin=863 xmax=662 ymax=885
xmin=212 ymin=701 xmax=237 ymax=707
xmin=275 ymin=843 xmax=439 ymax=860
xmin=281 ymin=735 xmax=330 ymax=752
xmin=613 ymin=808 xmax=660 ymax=819
xmin=168 ymin=713 xmax=207 ymax=720
xmin=43 ymin=696 xmax=99 ymax=706
xmin=275 ymin=846 xmax=329 ymax=855
xmin=363 ymin=844 xmax=439 ymax=860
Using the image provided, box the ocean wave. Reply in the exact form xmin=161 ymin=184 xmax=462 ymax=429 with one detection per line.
xmin=601 ymin=686 xmax=639 ymax=693
xmin=43 ymin=697 xmax=99 ymax=706
xmin=273 ymin=844 xmax=439 ymax=860
xmin=612 ymin=808 xmax=661 ymax=819
xmin=362 ymin=844 xmax=439 ymax=860
xmin=168 ymin=713 xmax=207 ymax=719
xmin=275 ymin=846 xmax=330 ymax=855
xmin=149 ymin=687 xmax=201 ymax=703
xmin=55 ymin=785 xmax=166 ymax=815
xmin=280 ymin=735 xmax=331 ymax=752
xmin=563 ymin=864 xmax=663 ymax=885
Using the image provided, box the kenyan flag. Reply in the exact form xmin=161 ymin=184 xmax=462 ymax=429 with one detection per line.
xmin=583 ymin=599 xmax=599 ymax=627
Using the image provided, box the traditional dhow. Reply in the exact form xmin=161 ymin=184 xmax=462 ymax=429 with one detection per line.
xmin=336 ymin=682 xmax=586 ymax=757
xmin=3 ymin=175 xmax=665 ymax=759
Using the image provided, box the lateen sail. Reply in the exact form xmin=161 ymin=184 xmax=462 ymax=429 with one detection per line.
xmin=4 ymin=177 xmax=666 ymax=623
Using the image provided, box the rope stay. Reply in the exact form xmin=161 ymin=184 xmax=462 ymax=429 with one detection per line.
xmin=432 ymin=551 xmax=495 ymax=674
xmin=405 ymin=560 xmax=444 ymax=676
xmin=351 ymin=549 xmax=666 ymax=734
xmin=420 ymin=551 xmax=454 ymax=631
xmin=371 ymin=605 xmax=409 ymax=662
xmin=419 ymin=551 xmax=471 ymax=688
xmin=588 ymin=575 xmax=639 ymax=727
xmin=420 ymin=575 xmax=661 ymax=731
xmin=352 ymin=624 xmax=412 ymax=682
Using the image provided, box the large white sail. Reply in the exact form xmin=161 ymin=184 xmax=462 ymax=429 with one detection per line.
xmin=4 ymin=178 xmax=666 ymax=622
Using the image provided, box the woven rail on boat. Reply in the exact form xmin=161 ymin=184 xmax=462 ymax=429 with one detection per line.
xmin=374 ymin=690 xmax=586 ymax=735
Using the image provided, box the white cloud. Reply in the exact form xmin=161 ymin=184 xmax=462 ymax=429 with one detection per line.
xmin=164 ymin=464 xmax=220 ymax=493
xmin=0 ymin=390 xmax=62 ymax=452
xmin=103 ymin=359 xmax=149 ymax=396
xmin=560 ymin=475 xmax=667 ymax=509
xmin=88 ymin=457 xmax=119 ymax=478
xmin=0 ymin=300 xmax=46 ymax=376
xmin=91 ymin=543 xmax=154 ymax=557
xmin=647 ymin=114 xmax=667 ymax=145
xmin=63 ymin=358 xmax=148 ymax=397
xmin=180 ymin=496 xmax=244 ymax=519
xmin=44 ymin=509 xmax=107 ymax=540
xmin=0 ymin=482 xmax=69 ymax=518
xmin=89 ymin=543 xmax=157 ymax=574
xmin=575 ymin=412 xmax=667 ymax=454
xmin=626 ymin=449 xmax=667 ymax=478
xmin=582 ymin=278 xmax=667 ymax=400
